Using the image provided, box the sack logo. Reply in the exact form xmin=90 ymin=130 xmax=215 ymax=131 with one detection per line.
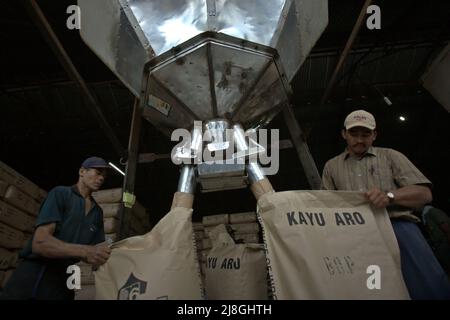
xmin=117 ymin=273 xmax=147 ymax=300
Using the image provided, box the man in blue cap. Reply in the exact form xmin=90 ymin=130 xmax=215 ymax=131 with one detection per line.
xmin=0 ymin=157 xmax=112 ymax=300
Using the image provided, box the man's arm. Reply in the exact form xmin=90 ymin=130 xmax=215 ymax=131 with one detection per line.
xmin=389 ymin=185 xmax=432 ymax=208
xmin=366 ymin=185 xmax=432 ymax=209
xmin=365 ymin=149 xmax=433 ymax=209
xmin=32 ymin=223 xmax=111 ymax=267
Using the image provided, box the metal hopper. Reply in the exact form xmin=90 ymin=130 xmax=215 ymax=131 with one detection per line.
xmin=78 ymin=0 xmax=328 ymax=197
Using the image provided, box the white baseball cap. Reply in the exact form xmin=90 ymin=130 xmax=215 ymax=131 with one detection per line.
xmin=344 ymin=110 xmax=376 ymax=130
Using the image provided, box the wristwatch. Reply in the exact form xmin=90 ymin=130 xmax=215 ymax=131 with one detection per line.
xmin=386 ymin=191 xmax=395 ymax=204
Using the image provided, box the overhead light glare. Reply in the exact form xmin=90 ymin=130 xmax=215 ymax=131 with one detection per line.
xmin=109 ymin=162 xmax=125 ymax=176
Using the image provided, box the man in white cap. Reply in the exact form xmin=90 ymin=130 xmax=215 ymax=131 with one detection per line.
xmin=321 ymin=110 xmax=450 ymax=299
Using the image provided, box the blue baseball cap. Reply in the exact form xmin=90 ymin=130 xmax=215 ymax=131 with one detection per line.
xmin=81 ymin=156 xmax=110 ymax=169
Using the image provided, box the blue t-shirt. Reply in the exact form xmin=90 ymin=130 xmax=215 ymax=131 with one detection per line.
xmin=20 ymin=185 xmax=105 ymax=262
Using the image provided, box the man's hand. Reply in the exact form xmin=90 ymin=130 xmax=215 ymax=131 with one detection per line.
xmin=365 ymin=188 xmax=390 ymax=209
xmin=84 ymin=244 xmax=111 ymax=267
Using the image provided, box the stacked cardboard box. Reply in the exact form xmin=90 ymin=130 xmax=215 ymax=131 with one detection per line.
xmin=194 ymin=211 xmax=261 ymax=281
xmin=0 ymin=161 xmax=47 ymax=289
xmin=92 ymin=188 xmax=152 ymax=242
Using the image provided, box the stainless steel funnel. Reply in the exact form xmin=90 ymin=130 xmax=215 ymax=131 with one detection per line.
xmin=140 ymin=31 xmax=292 ymax=134
xmin=78 ymin=0 xmax=328 ymax=198
xmin=78 ymin=0 xmax=328 ymax=132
